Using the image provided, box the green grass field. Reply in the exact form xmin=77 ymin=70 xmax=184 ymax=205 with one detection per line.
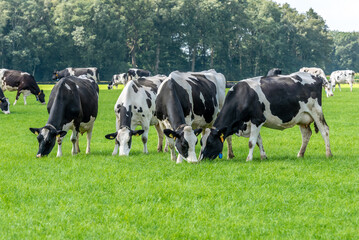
xmin=0 ymin=84 xmax=358 ymax=239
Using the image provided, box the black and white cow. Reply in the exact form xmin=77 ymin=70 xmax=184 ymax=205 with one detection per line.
xmin=299 ymin=67 xmax=333 ymax=97
xmin=127 ymin=68 xmax=151 ymax=82
xmin=199 ymin=72 xmax=333 ymax=161
xmin=0 ymin=69 xmax=45 ymax=105
xmin=105 ymin=75 xmax=167 ymax=155
xmin=108 ymin=73 xmax=127 ymax=89
xmin=52 ymin=67 xmax=99 ymax=82
xmin=330 ymin=70 xmax=355 ymax=92
xmin=29 ymin=76 xmax=98 ymax=157
xmin=0 ymin=87 xmax=10 ymax=114
xmin=155 ymin=70 xmax=231 ymax=163
xmin=266 ymin=68 xmax=282 ymax=76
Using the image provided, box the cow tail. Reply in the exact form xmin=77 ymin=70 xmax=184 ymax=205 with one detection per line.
xmin=314 ymin=122 xmax=319 ymax=133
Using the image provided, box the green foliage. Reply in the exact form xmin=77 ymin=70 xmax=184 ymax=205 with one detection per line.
xmin=0 ymin=84 xmax=358 ymax=238
xmin=1 ymin=0 xmax=352 ymax=82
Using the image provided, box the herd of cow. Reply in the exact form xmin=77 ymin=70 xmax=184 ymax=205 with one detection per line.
xmin=0 ymin=66 xmax=356 ymax=162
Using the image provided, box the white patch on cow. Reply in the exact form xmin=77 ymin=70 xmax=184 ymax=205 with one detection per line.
xmin=20 ymin=89 xmax=31 ymax=97
xmin=67 ymin=68 xmax=75 ymax=76
xmin=117 ymin=127 xmax=132 ymax=156
xmin=290 ymin=72 xmax=316 ymax=85
xmin=181 ymin=126 xmax=198 ymax=163
xmin=62 ymin=120 xmax=74 ymax=132
xmin=21 ymin=72 xmax=30 ymax=76
xmin=64 ymin=83 xmax=71 ymax=90
xmin=80 ymin=116 xmax=96 ymax=134
xmin=41 ymin=128 xmax=50 ymax=140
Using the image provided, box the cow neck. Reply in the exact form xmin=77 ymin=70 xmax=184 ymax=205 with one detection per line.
xmin=46 ymin=94 xmax=67 ymax=130
xmin=119 ymin=105 xmax=132 ymax=129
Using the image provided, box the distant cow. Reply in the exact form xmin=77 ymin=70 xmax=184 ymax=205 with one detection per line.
xmin=105 ymin=75 xmax=167 ymax=155
xmin=199 ymin=72 xmax=332 ymax=161
xmin=155 ymin=70 xmax=231 ymax=163
xmin=0 ymin=88 xmax=10 ymax=114
xmin=52 ymin=67 xmax=99 ymax=82
xmin=30 ymin=76 xmax=98 ymax=157
xmin=299 ymin=67 xmax=333 ymax=97
xmin=127 ymin=68 xmax=151 ymax=82
xmin=108 ymin=73 xmax=127 ymax=89
xmin=0 ymin=69 xmax=45 ymax=105
xmin=330 ymin=70 xmax=355 ymax=92
xmin=266 ymin=68 xmax=282 ymax=76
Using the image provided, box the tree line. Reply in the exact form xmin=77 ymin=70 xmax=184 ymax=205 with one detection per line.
xmin=0 ymin=0 xmax=358 ymax=82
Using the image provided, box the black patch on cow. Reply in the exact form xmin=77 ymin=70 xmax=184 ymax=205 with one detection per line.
xmin=138 ymin=107 xmax=143 ymax=113
xmin=118 ymin=105 xmax=132 ymax=128
xmin=132 ymin=84 xmax=138 ymax=93
xmin=146 ymin=99 xmax=152 ymax=109
xmin=260 ymin=76 xmax=321 ymax=123
xmin=188 ymin=74 xmax=218 ymax=123
xmin=142 ymin=114 xmax=145 ymax=117
xmin=137 ymin=78 xmax=158 ymax=93
xmin=145 ymin=90 xmax=152 ymax=99
xmin=134 ymin=106 xmax=137 ymax=109
xmin=155 ymin=79 xmax=191 ymax=129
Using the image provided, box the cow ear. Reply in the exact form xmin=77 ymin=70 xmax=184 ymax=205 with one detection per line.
xmin=57 ymin=130 xmax=67 ymax=138
xmin=29 ymin=128 xmax=41 ymax=135
xmin=105 ymin=132 xmax=117 ymax=140
xmin=163 ymin=129 xmax=180 ymax=139
xmin=131 ymin=130 xmax=144 ymax=136
xmin=194 ymin=128 xmax=202 ymax=136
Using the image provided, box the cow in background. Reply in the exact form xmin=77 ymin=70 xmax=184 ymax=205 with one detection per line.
xmin=199 ymin=72 xmax=332 ymax=161
xmin=108 ymin=73 xmax=127 ymax=89
xmin=30 ymin=76 xmax=98 ymax=157
xmin=105 ymin=75 xmax=167 ymax=156
xmin=266 ymin=68 xmax=282 ymax=76
xmin=330 ymin=70 xmax=355 ymax=92
xmin=0 ymin=88 xmax=10 ymax=114
xmin=0 ymin=69 xmax=45 ymax=105
xmin=299 ymin=67 xmax=333 ymax=97
xmin=52 ymin=67 xmax=99 ymax=82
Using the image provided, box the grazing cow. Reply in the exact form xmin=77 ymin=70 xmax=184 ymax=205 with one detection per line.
xmin=155 ymin=70 xmax=232 ymax=163
xmin=0 ymin=69 xmax=45 ymax=105
xmin=299 ymin=67 xmax=333 ymax=97
xmin=108 ymin=73 xmax=127 ymax=89
xmin=52 ymin=67 xmax=99 ymax=82
xmin=105 ymin=75 xmax=167 ymax=156
xmin=199 ymin=72 xmax=332 ymax=161
xmin=0 ymin=88 xmax=10 ymax=114
xmin=29 ymin=76 xmax=98 ymax=157
xmin=266 ymin=68 xmax=282 ymax=76
xmin=330 ymin=70 xmax=355 ymax=92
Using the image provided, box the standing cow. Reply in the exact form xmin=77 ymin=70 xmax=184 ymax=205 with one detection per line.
xmin=29 ymin=76 xmax=98 ymax=157
xmin=199 ymin=72 xmax=332 ymax=161
xmin=0 ymin=69 xmax=45 ymax=105
xmin=0 ymin=88 xmax=10 ymax=114
xmin=155 ymin=70 xmax=232 ymax=163
xmin=126 ymin=68 xmax=151 ymax=82
xmin=108 ymin=73 xmax=127 ymax=89
xmin=105 ymin=75 xmax=167 ymax=156
xmin=52 ymin=67 xmax=99 ymax=82
xmin=299 ymin=67 xmax=333 ymax=97
xmin=330 ymin=70 xmax=355 ymax=92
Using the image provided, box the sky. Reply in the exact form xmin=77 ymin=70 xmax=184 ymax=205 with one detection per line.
xmin=274 ymin=0 xmax=359 ymax=32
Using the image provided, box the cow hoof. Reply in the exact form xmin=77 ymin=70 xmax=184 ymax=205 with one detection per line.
xmin=261 ymin=155 xmax=267 ymax=160
xmin=227 ymin=153 xmax=235 ymax=159
xmin=246 ymin=157 xmax=253 ymax=162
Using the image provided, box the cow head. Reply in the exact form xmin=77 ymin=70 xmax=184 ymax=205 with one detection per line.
xmin=105 ymin=127 xmax=144 ymax=156
xmin=0 ymin=97 xmax=10 ymax=114
xmin=37 ymin=90 xmax=46 ymax=104
xmin=108 ymin=82 xmax=113 ymax=90
xmin=29 ymin=125 xmax=67 ymax=157
xmin=322 ymin=78 xmax=333 ymax=97
xmin=52 ymin=71 xmax=60 ymax=81
xmin=199 ymin=127 xmax=226 ymax=161
xmin=164 ymin=126 xmax=202 ymax=163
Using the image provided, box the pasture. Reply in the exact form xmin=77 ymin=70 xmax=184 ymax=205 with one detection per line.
xmin=0 ymin=84 xmax=358 ymax=239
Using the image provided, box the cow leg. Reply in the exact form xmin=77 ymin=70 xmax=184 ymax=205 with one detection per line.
xmin=13 ymin=91 xmax=21 ymax=105
xmin=246 ymin=124 xmax=263 ymax=161
xmin=167 ymin=137 xmax=177 ymax=161
xmin=86 ymin=128 xmax=93 ymax=154
xmin=338 ymin=83 xmax=341 ymax=91
xmin=70 ymin=130 xmax=79 ymax=155
xmin=256 ymin=134 xmax=267 ymax=160
xmin=112 ymin=141 xmax=119 ymax=156
xmin=57 ymin=136 xmax=63 ymax=157
xmin=155 ymin=123 xmax=164 ymax=152
xmin=23 ymin=95 xmax=27 ymax=105
xmin=297 ymin=125 xmax=312 ymax=157
xmin=311 ymin=111 xmax=333 ymax=157
xmin=176 ymin=155 xmax=183 ymax=164
xmin=141 ymin=126 xmax=149 ymax=154
xmin=349 ymin=82 xmax=353 ymax=92
xmin=226 ymin=135 xmax=235 ymax=159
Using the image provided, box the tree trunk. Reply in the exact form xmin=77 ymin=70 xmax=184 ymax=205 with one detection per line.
xmin=210 ymin=47 xmax=214 ymax=68
xmin=191 ymin=46 xmax=196 ymax=72
xmin=155 ymin=43 xmax=160 ymax=74
xmin=131 ymin=42 xmax=137 ymax=67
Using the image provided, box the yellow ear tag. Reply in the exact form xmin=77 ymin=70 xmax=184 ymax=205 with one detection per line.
xmin=35 ymin=131 xmax=39 ymax=136
xmin=169 ymin=133 xmax=173 ymax=138
xmin=173 ymin=137 xmax=176 ymax=140
xmin=110 ymin=135 xmax=115 ymax=139
xmin=220 ymin=134 xmax=224 ymax=143
xmin=56 ymin=134 xmax=60 ymax=138
xmin=135 ymin=133 xmax=139 ymax=136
